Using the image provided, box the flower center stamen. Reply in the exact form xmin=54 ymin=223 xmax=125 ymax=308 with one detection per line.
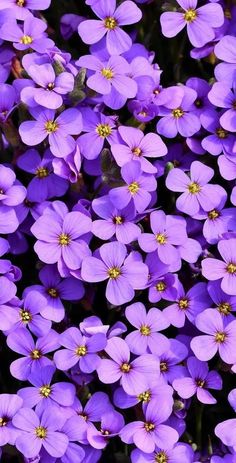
xmin=35 ymin=426 xmax=47 ymax=439
xmin=128 ymin=181 xmax=139 ymax=195
xmin=96 ymin=123 xmax=112 ymax=138
xmin=101 ymin=68 xmax=114 ymax=79
xmin=20 ymin=35 xmax=32 ymax=45
xmin=17 ymin=0 xmax=25 ymax=5
xmin=188 ymin=182 xmax=201 ymax=194
xmin=108 ymin=267 xmax=121 ymax=279
xmin=156 ymin=281 xmax=166 ymax=292
xmin=113 ymin=215 xmax=123 ymax=225
xmin=172 ymin=108 xmax=184 ymax=118
xmin=120 ymin=362 xmax=131 ymax=373
xmin=178 ymin=298 xmax=189 ymax=310
xmin=138 ymin=390 xmax=151 ymax=402
xmin=156 ymin=233 xmax=167 ymax=245
xmin=215 ymin=331 xmax=226 ymax=343
xmin=208 ymin=209 xmax=220 ymax=220
xmin=39 ymin=385 xmax=51 ymax=397
xmin=218 ymin=302 xmax=231 ymax=315
xmin=47 ymin=83 xmax=55 ymax=90
xmin=184 ymin=8 xmax=197 ymax=22
xmin=144 ymin=422 xmax=155 ymax=432
xmin=155 ymin=451 xmax=168 ymax=463
xmin=0 ymin=417 xmax=8 ymax=427
xmin=227 ymin=263 xmax=236 ymax=274
xmin=31 ymin=349 xmax=42 ymax=360
xmin=58 ymin=233 xmax=70 ymax=246
xmin=196 ymin=379 xmax=205 ymax=388
xmin=36 ymin=167 xmax=49 ymax=178
xmin=76 ymin=345 xmax=87 ymax=356
xmin=160 ymin=361 xmax=168 ymax=372
xmin=216 ymin=128 xmax=228 ymax=139
xmin=20 ymin=309 xmax=32 ymax=323
xmin=47 ymin=288 xmax=58 ymax=298
xmin=132 ymin=147 xmax=142 ymax=157
xmin=45 ymin=120 xmax=58 ymax=133
xmin=104 ymin=16 xmax=117 ymax=30
xmin=140 ymin=324 xmax=151 ymax=336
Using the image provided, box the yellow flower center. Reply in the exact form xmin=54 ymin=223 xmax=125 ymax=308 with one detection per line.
xmin=58 ymin=233 xmax=70 ymax=246
xmin=184 ymin=8 xmax=197 ymax=22
xmin=155 ymin=451 xmax=168 ymax=463
xmin=138 ymin=390 xmax=151 ymax=403
xmin=196 ymin=379 xmax=205 ymax=388
xmin=218 ymin=302 xmax=231 ymax=315
xmin=0 ymin=417 xmax=8 ymax=427
xmin=120 ymin=362 xmax=131 ymax=373
xmin=40 ymin=385 xmax=51 ymax=398
xmin=45 ymin=120 xmax=58 ymax=133
xmin=188 ymin=182 xmax=201 ymax=194
xmin=101 ymin=68 xmax=114 ymax=79
xmin=160 ymin=361 xmax=168 ymax=372
xmin=36 ymin=167 xmax=49 ymax=178
xmin=47 ymin=288 xmax=58 ymax=298
xmin=178 ymin=298 xmax=189 ymax=310
xmin=47 ymin=82 xmax=55 ymax=90
xmin=128 ymin=181 xmax=139 ymax=195
xmin=104 ymin=16 xmax=117 ymax=30
xmin=35 ymin=426 xmax=47 ymax=439
xmin=172 ymin=108 xmax=184 ymax=118
xmin=156 ymin=233 xmax=167 ymax=245
xmin=113 ymin=215 xmax=123 ymax=225
xmin=96 ymin=123 xmax=112 ymax=138
xmin=108 ymin=267 xmax=121 ymax=279
xmin=20 ymin=35 xmax=33 ymax=45
xmin=20 ymin=309 xmax=32 ymax=323
xmin=100 ymin=428 xmax=110 ymax=435
xmin=215 ymin=331 xmax=226 ymax=343
xmin=31 ymin=349 xmax=42 ymax=360
xmin=224 ymin=8 xmax=232 ymax=19
xmin=76 ymin=345 xmax=87 ymax=356
xmin=216 ymin=128 xmax=228 ymax=139
xmin=156 ymin=281 xmax=166 ymax=292
xmin=144 ymin=422 xmax=155 ymax=432
xmin=227 ymin=263 xmax=236 ymax=274
xmin=17 ymin=0 xmax=25 ymax=5
xmin=140 ymin=325 xmax=151 ymax=336
xmin=208 ymin=209 xmax=219 ymax=220
xmin=132 ymin=147 xmax=142 ymax=157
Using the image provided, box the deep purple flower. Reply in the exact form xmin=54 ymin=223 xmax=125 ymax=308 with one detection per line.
xmin=109 ymin=160 xmax=157 ymax=213
xmin=166 ymin=160 xmax=226 ymax=215
xmin=81 ymin=241 xmax=148 ymax=305
xmin=54 ymin=327 xmax=107 ymax=373
xmin=111 ymin=126 xmax=167 ymax=174
xmin=13 ymin=407 xmax=68 ymax=458
xmin=87 ymin=411 xmax=124 ymax=449
xmin=7 ymin=328 xmax=59 ymax=380
xmin=0 ymin=16 xmax=54 ymax=52
xmin=19 ymin=107 xmax=83 ymax=158
xmin=31 ymin=203 xmax=91 ymax=277
xmin=208 ymin=280 xmax=236 ymax=322
xmin=208 ymin=82 xmax=236 ymax=132
xmin=74 ymin=392 xmax=113 ymax=423
xmin=97 ymin=336 xmax=159 ymax=395
xmin=92 ymin=195 xmax=141 ymax=244
xmin=21 ymin=63 xmax=74 ymax=109
xmin=191 ymin=308 xmax=236 ymax=363
xmin=138 ymin=210 xmax=187 ymax=264
xmin=157 ymin=339 xmax=188 ymax=384
xmin=0 ymin=165 xmax=26 ymax=207
xmin=125 ymin=302 xmax=170 ymax=355
xmin=0 ymin=83 xmax=16 ymax=122
xmin=120 ymin=399 xmax=178 ymax=453
xmin=78 ymin=0 xmax=142 ymax=55
xmin=202 ymin=238 xmax=236 ymax=295
xmin=0 ymin=394 xmax=23 ymax=446
xmin=201 ymin=110 xmax=236 ymax=156
xmin=160 ymin=0 xmax=224 ymax=48
xmin=173 ymin=356 xmax=222 ymax=404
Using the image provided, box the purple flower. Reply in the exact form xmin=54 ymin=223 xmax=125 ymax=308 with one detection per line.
xmin=74 ymin=392 xmax=113 ymax=423
xmin=111 ymin=126 xmax=167 ymax=174
xmin=157 ymin=339 xmax=188 ymax=384
xmin=81 ymin=241 xmax=148 ymax=305
xmin=21 ymin=63 xmax=74 ymax=109
xmin=163 ymin=282 xmax=210 ymax=328
xmin=215 ymin=418 xmax=236 ymax=449
xmin=92 ymin=195 xmax=141 ymax=244
xmin=0 ymin=83 xmax=16 ymax=122
xmin=156 ymin=86 xmax=201 ymax=138
xmin=114 ymin=381 xmax=174 ymax=413
xmin=208 ymin=280 xmax=236 ymax=321
xmin=78 ymin=107 xmax=118 ymax=160
xmin=191 ymin=308 xmax=236 ymax=364
xmin=208 ymin=82 xmax=236 ymax=132
xmin=31 ymin=204 xmax=91 ymax=277
xmin=160 ymin=0 xmax=224 ymax=48
xmin=0 ymin=205 xmax=20 ymax=234
xmin=0 ymin=165 xmax=26 ymax=207
xmin=26 ymin=264 xmax=84 ymax=323
xmin=109 ymin=160 xmax=157 ymax=213
xmin=7 ymin=328 xmax=59 ymax=380
xmin=19 ymin=107 xmax=83 ymax=158
xmin=53 ymin=327 xmax=107 ymax=373
xmin=202 ymin=238 xmax=236 ymax=295
xmin=131 ymin=443 xmax=194 ymax=463
xmin=138 ymin=210 xmax=187 ymax=264
xmin=77 ymin=54 xmax=137 ymax=109
xmin=120 ymin=399 xmax=178 ymax=453
xmin=13 ymin=407 xmax=68 ymax=458
xmin=78 ymin=0 xmax=142 ymax=55
xmin=214 ymin=35 xmax=236 ymax=86
xmin=0 ymin=0 xmax=51 ymax=20
xmin=201 ymin=110 xmax=236 ymax=156
xmin=166 ymin=160 xmax=225 ymax=215
xmin=173 ymin=356 xmax=222 ymax=404
xmin=0 ymin=394 xmax=23 ymax=446
xmin=125 ymin=302 xmax=170 ymax=355
xmin=97 ymin=336 xmax=159 ymax=395
xmin=18 ymin=365 xmax=76 ymax=413
xmin=0 ymin=16 xmax=54 ymax=52
xmin=87 ymin=411 xmax=124 ymax=449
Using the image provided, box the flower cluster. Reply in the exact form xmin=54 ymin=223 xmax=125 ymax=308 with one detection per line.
xmin=0 ymin=0 xmax=236 ymax=462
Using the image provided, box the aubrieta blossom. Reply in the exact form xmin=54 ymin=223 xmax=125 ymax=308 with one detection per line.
xmin=0 ymin=164 xmax=26 ymax=207
xmin=77 ymin=54 xmax=137 ymax=110
xmin=78 ymin=0 xmax=142 ymax=55
xmin=160 ymin=0 xmax=224 ymax=48
xmin=0 ymin=0 xmax=51 ymax=20
xmin=200 ymin=110 xmax=236 ymax=156
xmin=208 ymin=82 xmax=236 ymax=132
xmin=214 ymin=35 xmax=236 ymax=85
xmin=111 ymin=126 xmax=167 ymax=173
xmin=131 ymin=443 xmax=194 ymax=463
xmin=202 ymin=238 xmax=236 ymax=295
xmin=81 ymin=241 xmax=148 ymax=305
xmin=215 ymin=389 xmax=236 ymax=449
xmin=173 ymin=356 xmax=222 ymax=404
xmin=191 ymin=309 xmax=236 ymax=364
xmin=109 ymin=160 xmax=157 ymax=213
xmin=31 ymin=203 xmax=92 ymax=277
xmin=166 ymin=160 xmax=226 ymax=215
xmin=19 ymin=107 xmax=83 ymax=158
xmin=0 ymin=394 xmax=23 ymax=446
xmin=20 ymin=63 xmax=74 ymax=109
xmin=0 ymin=83 xmax=16 ymax=122
xmin=208 ymin=280 xmax=236 ymax=322
xmin=87 ymin=411 xmax=125 ymax=449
